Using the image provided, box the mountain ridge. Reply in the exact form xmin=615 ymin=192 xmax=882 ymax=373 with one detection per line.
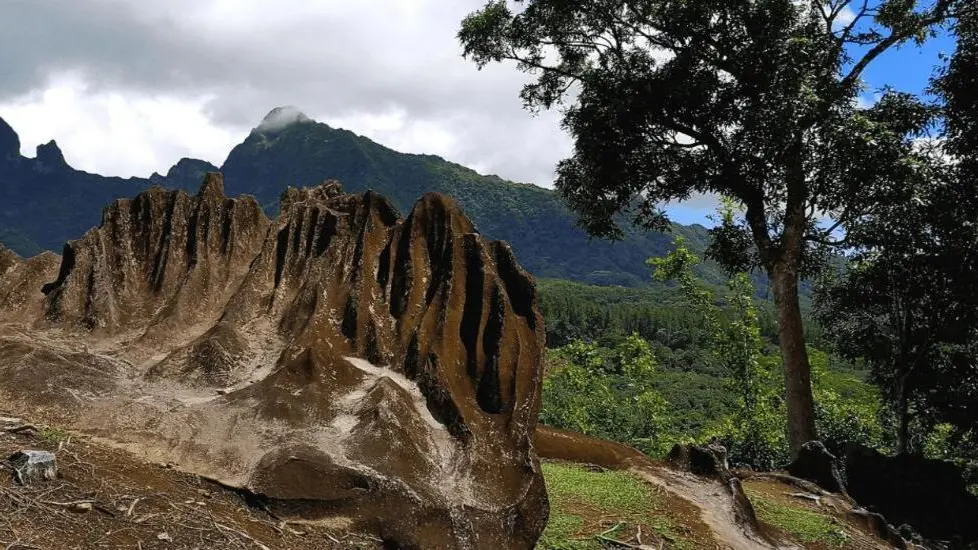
xmin=0 ymin=107 xmax=716 ymax=286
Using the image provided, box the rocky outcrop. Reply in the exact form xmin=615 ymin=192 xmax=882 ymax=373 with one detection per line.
xmin=667 ymin=443 xmax=764 ymax=539
xmin=534 ymin=425 xmax=649 ymax=469
xmin=1 ymin=175 xmax=548 ymax=549
xmin=34 ymin=141 xmax=69 ymax=172
xmin=787 ymin=441 xmax=846 ymax=495
xmin=845 ymin=444 xmax=978 ymax=545
xmin=42 ymin=173 xmax=270 ymax=341
xmin=0 ymin=244 xmax=60 ymax=323
xmin=0 ymin=117 xmax=19 ymax=162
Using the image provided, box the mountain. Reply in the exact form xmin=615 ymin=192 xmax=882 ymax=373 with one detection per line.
xmin=0 ymin=107 xmax=713 ymax=286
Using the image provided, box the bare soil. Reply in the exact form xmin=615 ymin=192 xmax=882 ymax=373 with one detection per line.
xmin=0 ymin=414 xmax=383 ymax=550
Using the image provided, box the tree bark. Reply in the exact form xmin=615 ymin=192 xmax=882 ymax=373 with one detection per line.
xmin=770 ymin=260 xmax=818 ymax=456
xmin=896 ymin=372 xmax=910 ymax=455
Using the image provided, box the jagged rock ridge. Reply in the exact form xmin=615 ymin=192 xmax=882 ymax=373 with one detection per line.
xmin=0 ymin=175 xmax=548 ymax=549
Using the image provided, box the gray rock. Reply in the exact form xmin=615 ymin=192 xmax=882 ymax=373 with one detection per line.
xmin=8 ymin=450 xmax=57 ymax=485
xmin=787 ymin=440 xmax=846 ymax=494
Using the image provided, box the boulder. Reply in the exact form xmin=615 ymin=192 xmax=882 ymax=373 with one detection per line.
xmin=667 ymin=442 xmax=732 ymax=481
xmin=0 ymin=246 xmax=60 ymax=323
xmin=8 ymin=450 xmax=57 ymax=485
xmin=787 ymin=440 xmax=846 ymax=494
xmin=845 ymin=443 xmax=978 ymax=545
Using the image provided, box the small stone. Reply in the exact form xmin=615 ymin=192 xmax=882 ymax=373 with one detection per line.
xmin=68 ymin=502 xmax=93 ymax=513
xmin=157 ymin=532 xmax=172 ymax=542
xmin=8 ymin=450 xmax=57 ymax=485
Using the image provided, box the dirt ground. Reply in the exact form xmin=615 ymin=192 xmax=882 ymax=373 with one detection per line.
xmin=0 ymin=413 xmax=383 ymax=550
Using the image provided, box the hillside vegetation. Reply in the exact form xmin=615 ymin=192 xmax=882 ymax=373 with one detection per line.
xmin=0 ymin=111 xmax=723 ymax=287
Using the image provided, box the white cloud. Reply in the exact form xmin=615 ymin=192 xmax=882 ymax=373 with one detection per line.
xmin=0 ymin=0 xmax=573 ymax=185
xmin=836 ymin=5 xmax=858 ymax=27
xmin=0 ymin=73 xmax=242 ymax=177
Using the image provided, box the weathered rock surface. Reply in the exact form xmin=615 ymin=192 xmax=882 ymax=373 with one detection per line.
xmin=8 ymin=450 xmax=58 ymax=485
xmin=667 ymin=443 xmax=763 ymax=539
xmin=0 ymin=244 xmax=59 ymax=323
xmin=786 ymin=441 xmax=846 ymax=495
xmin=0 ymin=175 xmax=548 ymax=549
xmin=845 ymin=443 xmax=978 ymax=545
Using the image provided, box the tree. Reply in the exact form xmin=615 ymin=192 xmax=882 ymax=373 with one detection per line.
xmin=652 ymin=233 xmax=786 ymax=468
xmin=812 ymin=135 xmax=978 ymax=454
xmin=541 ymin=334 xmax=667 ymax=454
xmin=459 ymin=0 xmax=970 ymax=454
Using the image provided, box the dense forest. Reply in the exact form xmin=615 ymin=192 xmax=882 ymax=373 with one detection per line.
xmin=536 ymin=252 xmax=976 ymax=487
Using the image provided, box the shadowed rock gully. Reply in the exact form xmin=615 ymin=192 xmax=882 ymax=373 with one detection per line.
xmin=0 ymin=174 xmax=548 ymax=549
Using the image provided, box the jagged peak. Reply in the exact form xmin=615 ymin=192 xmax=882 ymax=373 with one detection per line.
xmin=254 ymin=106 xmax=312 ymax=134
xmin=197 ymin=172 xmax=226 ymax=199
xmin=35 ymin=140 xmax=68 ymax=169
xmin=0 ymin=242 xmax=21 ymax=268
xmin=166 ymin=157 xmax=219 ymax=179
xmin=0 ymin=116 xmax=20 ymax=159
xmin=279 ymin=179 xmax=344 ymax=212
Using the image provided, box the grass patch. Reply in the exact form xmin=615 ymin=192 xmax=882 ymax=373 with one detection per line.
xmin=38 ymin=426 xmax=70 ymax=444
xmin=540 ymin=462 xmax=690 ymax=549
xmin=746 ymin=489 xmax=848 ymax=547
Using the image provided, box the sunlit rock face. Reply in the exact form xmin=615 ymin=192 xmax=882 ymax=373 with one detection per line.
xmin=0 ymin=174 xmax=549 ymax=549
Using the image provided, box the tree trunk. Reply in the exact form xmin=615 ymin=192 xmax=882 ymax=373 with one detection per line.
xmin=896 ymin=372 xmax=910 ymax=455
xmin=770 ymin=260 xmax=818 ymax=456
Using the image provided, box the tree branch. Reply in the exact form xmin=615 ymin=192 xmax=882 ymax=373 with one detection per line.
xmin=838 ymin=0 xmax=958 ymax=94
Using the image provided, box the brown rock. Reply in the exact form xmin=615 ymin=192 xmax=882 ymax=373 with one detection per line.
xmin=0 ymin=246 xmax=60 ymax=323
xmin=42 ymin=173 xmax=270 ymax=341
xmin=786 ymin=440 xmax=846 ymax=494
xmin=668 ymin=443 xmax=763 ymax=535
xmin=0 ymin=175 xmax=549 ymax=548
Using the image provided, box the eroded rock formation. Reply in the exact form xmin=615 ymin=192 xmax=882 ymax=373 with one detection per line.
xmin=0 ymin=175 xmax=548 ymax=549
xmin=0 ymin=244 xmax=59 ymax=323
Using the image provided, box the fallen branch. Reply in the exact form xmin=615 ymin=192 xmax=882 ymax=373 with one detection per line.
xmin=39 ymin=499 xmax=96 ymax=507
xmin=595 ymin=534 xmax=643 ymax=549
xmin=1 ymin=425 xmax=37 ymax=435
xmin=126 ymin=497 xmax=143 ymax=517
xmin=213 ymin=522 xmax=271 ymax=550
xmin=784 ymin=492 xmax=822 ymax=506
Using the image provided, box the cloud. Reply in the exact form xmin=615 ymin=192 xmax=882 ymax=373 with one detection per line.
xmin=0 ymin=0 xmax=572 ymax=185
xmin=255 ymin=106 xmax=311 ymax=134
xmin=836 ymin=5 xmax=858 ymax=27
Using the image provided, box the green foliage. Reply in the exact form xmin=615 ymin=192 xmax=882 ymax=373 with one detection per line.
xmin=540 ymin=463 xmax=688 ymax=550
xmin=539 ymin=256 xmax=886 ymax=470
xmin=746 ymin=489 xmax=849 ymax=546
xmin=809 ymin=349 xmax=886 ymax=457
xmin=813 ymin=132 xmax=978 ymax=453
xmin=38 ymin=425 xmax=70 ymax=445
xmin=652 ymin=237 xmax=786 ymax=469
xmin=461 ymin=0 xmax=963 ymax=453
xmin=541 ymin=335 xmax=666 ymax=455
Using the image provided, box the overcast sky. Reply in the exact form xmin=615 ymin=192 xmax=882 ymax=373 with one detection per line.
xmin=0 ymin=0 xmax=952 ymax=225
xmin=0 ymin=0 xmax=574 ymax=188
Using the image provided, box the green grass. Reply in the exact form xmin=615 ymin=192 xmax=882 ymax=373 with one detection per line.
xmin=38 ymin=426 xmax=70 ymax=444
xmin=539 ymin=462 xmax=689 ymax=549
xmin=746 ymin=490 xmax=848 ymax=546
